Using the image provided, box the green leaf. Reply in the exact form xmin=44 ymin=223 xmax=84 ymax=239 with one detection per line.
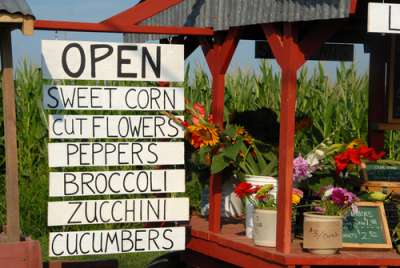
xmin=223 ymin=141 xmax=242 ymax=160
xmin=211 ymin=154 xmax=230 ymax=174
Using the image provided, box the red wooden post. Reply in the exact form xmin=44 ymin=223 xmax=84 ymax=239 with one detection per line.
xmin=368 ymin=38 xmax=387 ymax=150
xmin=201 ymin=28 xmax=240 ymax=232
xmin=263 ymin=21 xmax=344 ymax=253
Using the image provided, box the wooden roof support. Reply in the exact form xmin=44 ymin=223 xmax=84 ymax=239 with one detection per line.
xmin=0 ymin=13 xmax=34 ymax=36
xmin=368 ymin=37 xmax=388 ymax=150
xmin=102 ymin=0 xmax=184 ymax=26
xmin=262 ymin=21 xmax=345 ymax=253
xmin=0 ymin=29 xmax=20 ymax=243
xmin=200 ymin=28 xmax=240 ymax=233
xmin=35 ymin=0 xmax=214 ymax=36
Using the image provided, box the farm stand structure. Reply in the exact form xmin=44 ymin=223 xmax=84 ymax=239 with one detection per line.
xmin=30 ymin=0 xmax=400 ymax=267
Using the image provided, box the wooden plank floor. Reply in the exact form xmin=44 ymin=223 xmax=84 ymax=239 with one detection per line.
xmin=186 ymin=215 xmax=400 ymax=267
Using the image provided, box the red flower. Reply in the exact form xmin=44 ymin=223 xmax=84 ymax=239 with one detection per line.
xmin=193 ymin=103 xmax=206 ymax=117
xmin=335 ymin=145 xmax=385 ymax=174
xmin=234 ymin=182 xmax=256 ymax=199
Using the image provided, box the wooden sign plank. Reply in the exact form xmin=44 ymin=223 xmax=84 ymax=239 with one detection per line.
xmin=48 ymin=142 xmax=184 ymax=167
xmin=43 ymin=86 xmax=184 ymax=111
xmin=343 ymin=202 xmax=392 ymax=249
xmin=41 ymin=40 xmax=184 ymax=81
xmin=49 ymin=169 xmax=185 ymax=197
xmin=49 ymin=226 xmax=186 ymax=257
xmin=368 ymin=3 xmax=400 ymax=34
xmin=48 ymin=115 xmax=184 ymax=139
xmin=48 ymin=197 xmax=189 ymax=226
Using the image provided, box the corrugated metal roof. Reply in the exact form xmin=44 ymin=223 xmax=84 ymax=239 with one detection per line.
xmin=0 ymin=0 xmax=34 ymax=17
xmin=125 ymin=0 xmax=351 ymax=43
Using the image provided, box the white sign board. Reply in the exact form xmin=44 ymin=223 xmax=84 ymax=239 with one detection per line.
xmin=48 ymin=142 xmax=184 ymax=167
xmin=43 ymin=86 xmax=184 ymax=111
xmin=368 ymin=3 xmax=400 ymax=33
xmin=42 ymin=40 xmax=184 ymax=81
xmin=43 ymin=39 xmax=186 ymax=257
xmin=48 ymin=197 xmax=189 ymax=226
xmin=49 ymin=227 xmax=186 ymax=257
xmin=49 ymin=169 xmax=185 ymax=197
xmin=48 ymin=115 xmax=184 ymax=139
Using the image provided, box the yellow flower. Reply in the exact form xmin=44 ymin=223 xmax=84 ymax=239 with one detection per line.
xmin=187 ymin=124 xmax=219 ymax=148
xmin=292 ymin=194 xmax=301 ymax=205
xmin=346 ymin=138 xmax=365 ymax=149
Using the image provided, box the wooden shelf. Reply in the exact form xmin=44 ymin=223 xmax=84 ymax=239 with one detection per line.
xmin=185 ymin=215 xmax=400 ymax=267
xmin=371 ymin=123 xmax=400 ymax=131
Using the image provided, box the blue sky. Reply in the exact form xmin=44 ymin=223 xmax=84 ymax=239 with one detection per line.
xmin=14 ymin=0 xmax=370 ymax=79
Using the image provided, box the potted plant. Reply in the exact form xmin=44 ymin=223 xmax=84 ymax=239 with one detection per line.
xmin=167 ymin=102 xmax=259 ymax=218
xmin=234 ymin=182 xmax=277 ymax=246
xmin=303 ymin=187 xmax=358 ymax=255
xmin=238 ymin=146 xmax=278 ymax=238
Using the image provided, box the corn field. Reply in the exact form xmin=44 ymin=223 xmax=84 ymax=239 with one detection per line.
xmin=0 ymin=60 xmax=399 ymax=262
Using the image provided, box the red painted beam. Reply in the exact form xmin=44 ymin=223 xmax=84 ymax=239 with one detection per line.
xmin=102 ymin=0 xmax=183 ymax=26
xmin=34 ymin=20 xmax=214 ymax=36
xmin=201 ymin=28 xmax=240 ymax=233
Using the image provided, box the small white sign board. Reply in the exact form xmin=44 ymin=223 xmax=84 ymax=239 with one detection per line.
xmin=42 ymin=40 xmax=184 ymax=81
xmin=48 ymin=197 xmax=189 ymax=226
xmin=49 ymin=227 xmax=186 ymax=257
xmin=43 ymin=86 xmax=184 ymax=111
xmin=48 ymin=115 xmax=184 ymax=139
xmin=368 ymin=3 xmax=400 ymax=34
xmin=48 ymin=142 xmax=184 ymax=167
xmin=49 ymin=169 xmax=185 ymax=197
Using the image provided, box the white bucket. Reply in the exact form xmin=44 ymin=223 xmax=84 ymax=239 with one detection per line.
xmin=245 ymin=175 xmax=278 ymax=238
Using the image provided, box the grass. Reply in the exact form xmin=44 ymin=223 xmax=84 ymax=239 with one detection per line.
xmin=0 ymin=59 xmax=399 ymax=266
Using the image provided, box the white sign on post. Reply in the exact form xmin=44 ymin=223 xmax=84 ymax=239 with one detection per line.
xmin=48 ymin=115 xmax=184 ymax=139
xmin=42 ymin=39 xmax=186 ymax=257
xmin=368 ymin=3 xmax=400 ymax=34
xmin=48 ymin=197 xmax=189 ymax=226
xmin=42 ymin=40 xmax=184 ymax=81
xmin=43 ymin=86 xmax=185 ymax=111
xmin=48 ymin=142 xmax=184 ymax=167
xmin=49 ymin=227 xmax=186 ymax=257
xmin=49 ymin=169 xmax=186 ymax=197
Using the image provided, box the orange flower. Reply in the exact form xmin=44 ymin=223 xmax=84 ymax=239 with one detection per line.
xmin=187 ymin=124 xmax=219 ymax=149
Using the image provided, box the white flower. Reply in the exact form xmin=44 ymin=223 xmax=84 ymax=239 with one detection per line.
xmin=323 ymin=187 xmax=334 ymax=200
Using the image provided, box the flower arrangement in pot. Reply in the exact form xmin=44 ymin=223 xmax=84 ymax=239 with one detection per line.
xmin=234 ymin=182 xmax=277 ymax=246
xmin=234 ymin=182 xmax=303 ymax=247
xmin=238 ymin=146 xmax=278 ymax=238
xmin=303 ymin=187 xmax=358 ymax=255
xmin=166 ymin=102 xmax=258 ymax=218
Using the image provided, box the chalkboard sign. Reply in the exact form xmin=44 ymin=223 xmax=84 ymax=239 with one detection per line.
xmin=365 ymin=164 xmax=400 ymax=182
xmin=342 ymin=202 xmax=392 ymax=249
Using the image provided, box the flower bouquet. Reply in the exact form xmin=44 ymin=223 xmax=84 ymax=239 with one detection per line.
xmin=303 ymin=186 xmax=358 ymax=255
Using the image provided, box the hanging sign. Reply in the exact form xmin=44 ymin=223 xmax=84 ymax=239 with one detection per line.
xmin=49 ymin=169 xmax=186 ymax=197
xmin=48 ymin=115 xmax=184 ymax=139
xmin=42 ymin=39 xmax=187 ymax=257
xmin=368 ymin=3 xmax=400 ymax=34
xmin=48 ymin=197 xmax=189 ymax=226
xmin=43 ymin=86 xmax=184 ymax=111
xmin=42 ymin=40 xmax=184 ymax=81
xmin=49 ymin=227 xmax=186 ymax=257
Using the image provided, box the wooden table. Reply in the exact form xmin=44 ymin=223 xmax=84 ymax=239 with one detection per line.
xmin=184 ymin=215 xmax=400 ymax=268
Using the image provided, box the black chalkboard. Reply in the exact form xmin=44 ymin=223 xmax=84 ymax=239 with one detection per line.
xmin=342 ymin=202 xmax=391 ymax=249
xmin=366 ymin=164 xmax=400 ymax=182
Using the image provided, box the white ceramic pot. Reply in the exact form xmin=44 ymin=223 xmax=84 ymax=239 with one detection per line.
xmin=303 ymin=212 xmax=343 ymax=255
xmin=245 ymin=175 xmax=277 ymax=238
xmin=253 ymin=209 xmax=277 ymax=247
xmin=200 ymin=177 xmax=243 ymax=218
